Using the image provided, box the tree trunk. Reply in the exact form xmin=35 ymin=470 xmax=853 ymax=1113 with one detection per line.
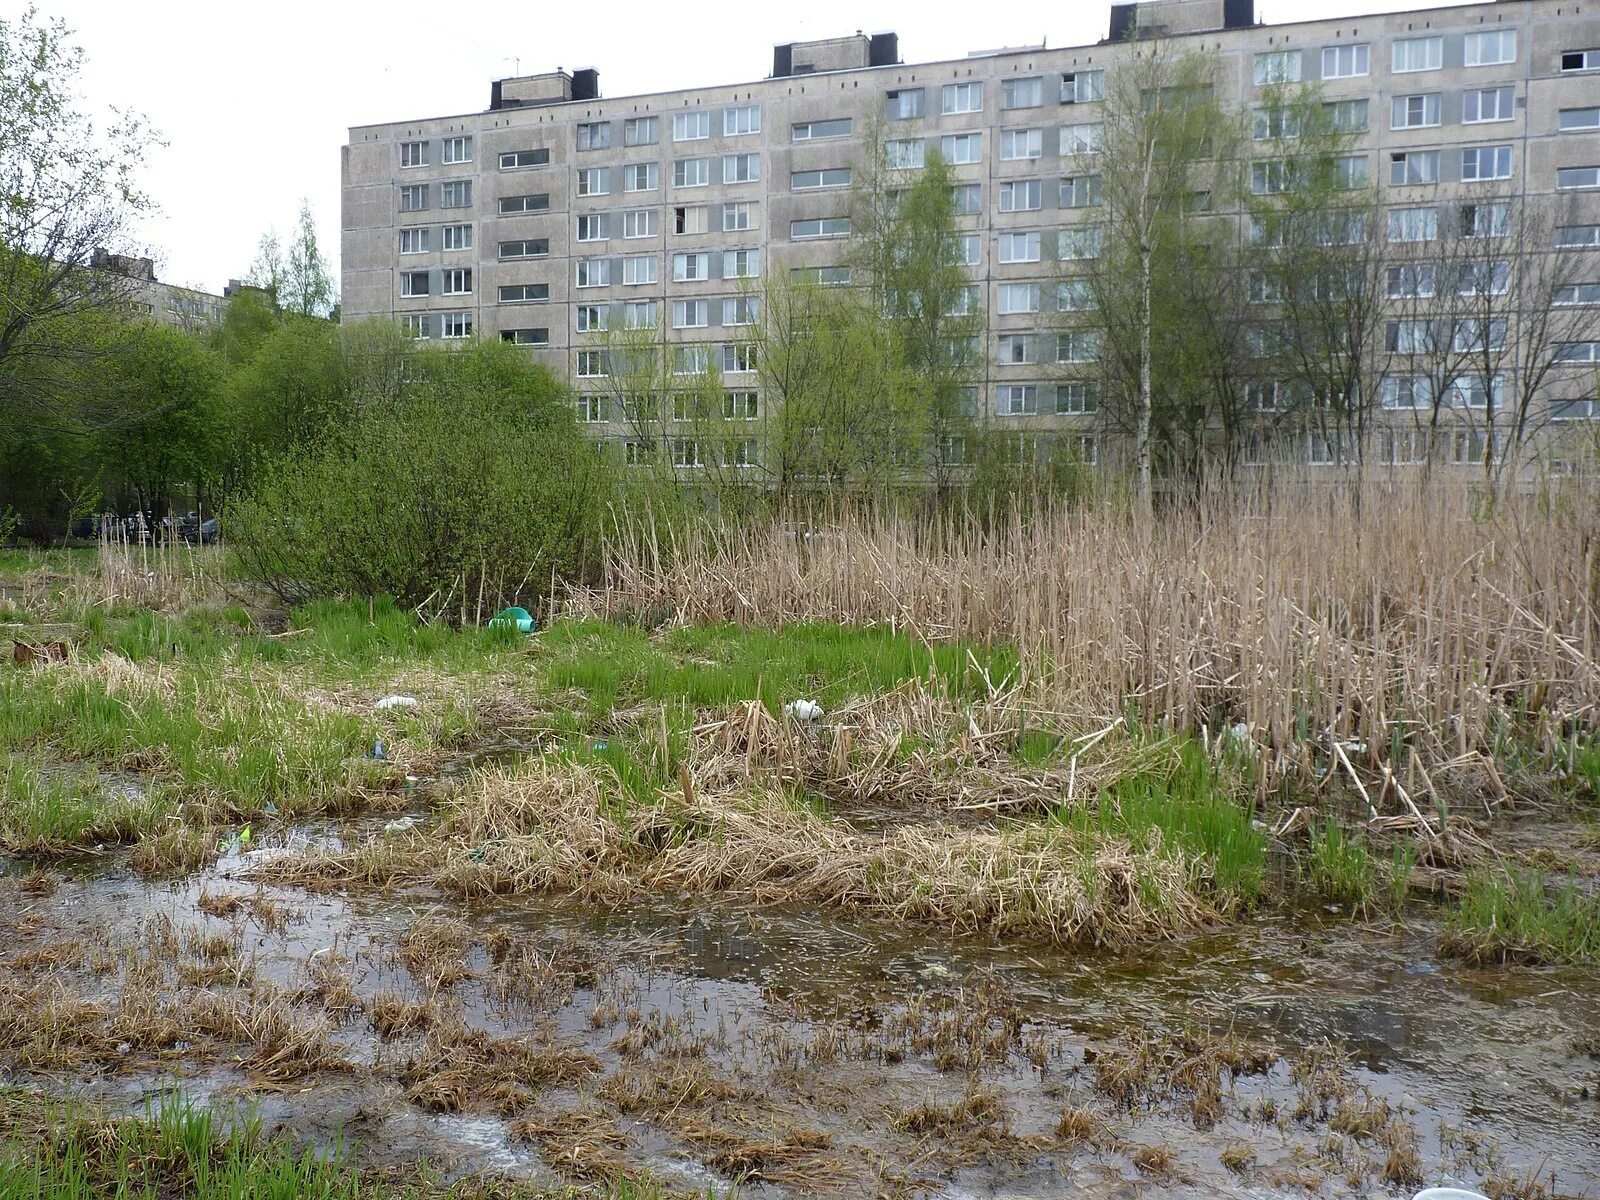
xmin=1136 ymin=246 xmax=1154 ymax=511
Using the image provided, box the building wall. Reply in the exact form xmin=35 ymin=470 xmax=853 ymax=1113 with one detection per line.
xmin=340 ymin=0 xmax=1600 ymax=467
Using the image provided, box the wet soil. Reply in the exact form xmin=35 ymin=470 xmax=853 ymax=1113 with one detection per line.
xmin=3 ymin=811 xmax=1598 ymax=1199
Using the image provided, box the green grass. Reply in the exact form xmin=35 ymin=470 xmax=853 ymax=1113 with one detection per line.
xmin=0 ymin=1090 xmax=673 ymax=1199
xmin=1053 ymin=741 xmax=1268 ymax=908
xmin=1303 ymin=821 xmax=1377 ymax=910
xmin=0 ymin=759 xmax=173 ymax=852
xmin=1441 ymin=869 xmax=1600 ymax=964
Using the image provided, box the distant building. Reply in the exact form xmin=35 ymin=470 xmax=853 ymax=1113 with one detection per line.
xmin=92 ymin=248 xmax=225 ymax=332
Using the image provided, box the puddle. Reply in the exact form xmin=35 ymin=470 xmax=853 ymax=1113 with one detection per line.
xmin=2 ymin=821 xmax=1597 ymax=1198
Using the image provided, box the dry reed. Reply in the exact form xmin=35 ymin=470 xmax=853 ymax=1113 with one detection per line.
xmin=574 ymin=480 xmax=1599 ymax=788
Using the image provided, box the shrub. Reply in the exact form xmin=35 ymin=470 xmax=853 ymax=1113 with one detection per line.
xmin=227 ymin=341 xmax=611 ymax=615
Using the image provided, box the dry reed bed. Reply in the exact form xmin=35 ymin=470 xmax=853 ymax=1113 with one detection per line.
xmin=256 ymin=755 xmax=1210 ymax=946
xmin=577 ymin=483 xmax=1600 ymax=785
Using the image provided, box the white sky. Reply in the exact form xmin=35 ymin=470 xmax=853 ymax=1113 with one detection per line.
xmin=31 ymin=0 xmax=1480 ymax=296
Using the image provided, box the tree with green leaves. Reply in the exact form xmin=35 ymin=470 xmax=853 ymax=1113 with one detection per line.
xmin=100 ymin=323 xmax=223 ymax=514
xmin=0 ymin=6 xmax=157 ymax=432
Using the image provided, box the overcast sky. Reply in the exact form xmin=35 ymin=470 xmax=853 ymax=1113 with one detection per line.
xmin=36 ymin=0 xmax=1480 ymax=296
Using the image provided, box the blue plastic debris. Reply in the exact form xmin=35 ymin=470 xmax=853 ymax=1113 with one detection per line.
xmin=489 ymin=606 xmax=536 ymax=634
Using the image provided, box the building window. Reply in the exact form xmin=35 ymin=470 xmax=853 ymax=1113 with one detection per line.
xmin=997 ymin=282 xmax=1040 ymax=313
xmin=575 ymin=258 xmax=611 ymax=288
xmin=1321 ymin=43 xmax=1369 ymax=78
xmin=673 ymin=299 xmax=708 ymax=328
xmin=577 ymin=121 xmax=611 ymax=151
xmin=1387 ymin=207 xmax=1440 ymax=243
xmin=623 ymin=163 xmax=659 ymax=192
xmin=673 ymin=252 xmax=710 ymax=282
xmin=673 ymin=158 xmax=710 ymax=188
xmin=623 ymin=209 xmax=658 ymax=239
xmin=441 ymin=312 xmax=472 ymax=340
xmin=1001 ymin=76 xmax=1043 ymax=110
xmin=1000 ymin=129 xmax=1042 ymax=161
xmin=1059 ymin=225 xmax=1101 ymax=260
xmin=400 ymin=271 xmax=429 ymax=298
xmin=1336 ymin=155 xmax=1369 ymax=188
xmin=1253 ymin=159 xmax=1294 ymax=195
xmin=722 ymin=390 xmax=758 ymax=420
xmin=721 ymin=202 xmax=753 ymax=232
xmin=791 ymin=216 xmax=850 ymax=239
xmin=623 ymin=116 xmax=658 ymax=146
xmin=1057 ymin=330 xmax=1099 ymax=363
xmin=674 ymin=205 xmax=708 ymax=235
xmin=1561 ymin=107 xmax=1600 ymax=132
xmin=1452 ymin=318 xmax=1507 ymax=352
xmin=1463 ymin=87 xmax=1515 ymax=125
xmin=576 ymin=349 xmax=609 ymax=377
xmin=1056 ymin=381 xmax=1099 ymax=414
xmin=1558 ymin=166 xmax=1600 ymax=190
xmin=951 ymin=183 xmax=981 ymax=214
xmin=793 ymin=168 xmax=851 ymax=190
xmin=402 ymin=314 xmax=431 ymax=339
xmin=577 ymin=168 xmax=610 ymax=197
xmin=950 ymin=234 xmax=980 ymax=265
xmin=673 ymin=111 xmax=710 ymax=141
xmin=996 ymin=384 xmax=1038 ymax=415
xmin=500 ymin=148 xmax=549 ymax=170
xmin=942 ymin=82 xmax=983 ymax=114
xmin=499 ymin=194 xmax=549 ymax=214
xmin=1057 ymin=279 xmax=1095 ymax=311
xmin=1254 ymin=50 xmax=1302 ymax=85
xmin=441 ymin=268 xmax=471 ymax=295
xmin=723 ymin=297 xmax=759 ymax=326
xmin=1393 ymin=36 xmax=1443 ymax=73
xmin=622 ymin=255 xmax=658 ymax=285
xmin=442 ymin=136 xmax=471 ymax=164
xmin=673 ymin=345 xmax=710 ymax=375
xmin=1060 ymin=70 xmax=1104 ymax=104
xmin=1386 ymin=264 xmax=1437 ymax=299
xmin=1456 ymin=261 xmax=1510 ymax=297
xmin=721 ymin=343 xmax=757 ymax=373
xmin=999 ymin=179 xmax=1042 ymax=212
xmin=886 ymin=139 xmax=925 ymax=170
xmin=623 ymin=439 xmax=656 ymax=466
xmin=1324 ymin=98 xmax=1369 ymax=132
xmin=1389 ymin=149 xmax=1439 ymax=186
xmin=1556 ymin=342 xmax=1600 ymax=363
xmin=1392 ymin=94 xmax=1441 ymax=129
xmin=1563 ymin=50 xmax=1600 ymax=72
xmin=1060 ymin=174 xmax=1102 ymax=208
xmin=1554 ymin=283 xmax=1600 ymax=306
xmin=724 ymin=105 xmax=760 ymax=136
xmin=997 ymin=335 xmax=1036 ymax=365
xmin=940 ymin=133 xmax=982 ymax=165
xmin=998 ymin=232 xmax=1041 ymax=263
xmin=1386 ymin=319 xmax=1435 ymax=354
xmin=1557 ymin=224 xmax=1600 ymax=247
xmin=498 ymin=239 xmax=549 ymax=259
xmin=946 ymin=284 xmax=980 ymax=315
xmin=442 ymin=224 xmax=472 ymax=251
xmin=1461 ymin=202 xmax=1510 ymax=239
xmin=573 ymin=396 xmax=605 ymax=424
xmin=1461 ymin=145 xmax=1513 ymax=182
xmin=886 ymin=88 xmax=925 ymax=120
xmin=1464 ymin=30 xmax=1516 ymax=66
xmin=623 ymin=300 xmax=659 ymax=329
xmin=1060 ymin=123 xmax=1104 ymax=155
xmin=793 ymin=118 xmax=852 ymax=140
xmin=400 ymin=140 xmax=428 ymax=168
xmin=1252 ymin=106 xmax=1301 ymax=141
xmin=1381 ymin=376 xmax=1434 ymax=410
xmin=791 ymin=265 xmax=852 ymax=286
xmin=399 ymin=184 xmax=427 ymax=212
xmin=576 ymin=213 xmax=609 ymax=243
xmin=723 ymin=153 xmax=760 ymax=184
xmin=440 ymin=180 xmax=471 ymax=208
xmin=399 ymin=227 xmax=429 ymax=254
xmin=499 ymin=283 xmax=549 ymax=303
xmin=502 ymin=326 xmax=550 ymax=345
xmin=722 ymin=248 xmax=759 ymax=279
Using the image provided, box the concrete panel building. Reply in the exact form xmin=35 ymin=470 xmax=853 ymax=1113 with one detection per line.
xmin=341 ymin=0 xmax=1600 ymax=471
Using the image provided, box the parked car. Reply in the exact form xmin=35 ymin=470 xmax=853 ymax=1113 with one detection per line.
xmin=178 ymin=513 xmax=220 ymax=544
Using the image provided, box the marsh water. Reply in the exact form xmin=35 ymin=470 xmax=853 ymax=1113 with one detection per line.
xmin=3 ymin=807 xmax=1597 ymax=1199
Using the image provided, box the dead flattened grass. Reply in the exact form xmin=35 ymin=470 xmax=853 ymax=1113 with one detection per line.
xmin=263 ymin=758 xmax=1212 ymax=948
xmin=370 ymin=989 xmax=440 ymax=1040
xmin=288 ymin=952 xmax=363 ymax=1021
xmin=510 ymin=1109 xmax=630 ymax=1182
xmin=1055 ymin=1105 xmax=1123 ymax=1151
xmin=401 ymin=1018 xmax=601 ymax=1115
xmin=672 ymin=1117 xmax=840 ymax=1187
xmin=892 ymin=1081 xmax=1006 ymax=1136
xmin=129 ymin=823 xmax=216 ymax=876
xmin=485 ymin=930 xmax=604 ymax=1013
xmin=398 ymin=915 xmax=477 ymax=990
xmin=1091 ymin=1025 xmax=1274 ymax=1122
xmin=1131 ymin=1142 xmax=1179 ymax=1177
xmin=597 ymin=1060 xmax=741 ymax=1115
xmin=181 ymin=988 xmax=347 ymax=1081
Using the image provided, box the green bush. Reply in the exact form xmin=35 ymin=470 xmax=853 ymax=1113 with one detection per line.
xmin=226 ymin=340 xmax=612 ymax=614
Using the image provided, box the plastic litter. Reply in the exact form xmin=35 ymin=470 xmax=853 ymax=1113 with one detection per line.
xmin=592 ymin=740 xmax=609 ymax=751
xmin=370 ymin=738 xmax=387 ymax=761
xmin=1413 ymin=1191 xmax=1491 ymax=1200
xmin=383 ymin=815 xmax=421 ymax=835
xmin=488 ymin=606 xmax=537 ymax=634
xmin=216 ymin=824 xmax=252 ymax=855
xmin=376 ymin=695 xmax=418 ymax=710
xmin=784 ymin=699 xmax=823 ymax=722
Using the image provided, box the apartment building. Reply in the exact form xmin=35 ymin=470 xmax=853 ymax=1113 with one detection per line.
xmin=92 ymin=249 xmax=226 ymax=333
xmin=341 ymin=0 xmax=1600 ymax=470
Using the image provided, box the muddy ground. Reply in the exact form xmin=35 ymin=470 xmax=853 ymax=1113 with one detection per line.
xmin=3 ymin=799 xmax=1597 ymax=1199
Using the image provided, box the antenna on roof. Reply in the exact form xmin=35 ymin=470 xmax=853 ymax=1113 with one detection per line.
xmin=501 ymin=56 xmax=522 ymax=75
